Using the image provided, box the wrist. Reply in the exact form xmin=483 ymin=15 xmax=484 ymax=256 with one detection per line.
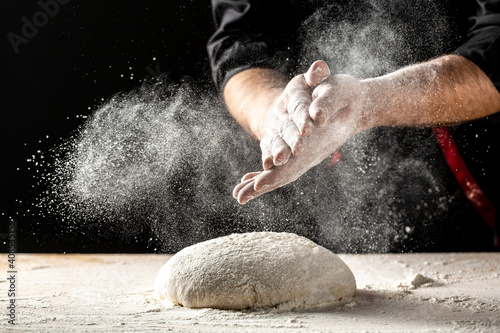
xmin=357 ymin=78 xmax=388 ymax=130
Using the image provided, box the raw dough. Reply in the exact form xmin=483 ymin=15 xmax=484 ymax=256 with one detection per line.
xmin=154 ymin=232 xmax=356 ymax=310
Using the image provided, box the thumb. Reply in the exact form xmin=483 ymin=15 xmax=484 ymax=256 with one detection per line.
xmin=304 ymin=60 xmax=331 ymax=87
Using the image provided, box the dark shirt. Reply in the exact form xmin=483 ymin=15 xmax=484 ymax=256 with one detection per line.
xmin=207 ymin=0 xmax=500 ymax=94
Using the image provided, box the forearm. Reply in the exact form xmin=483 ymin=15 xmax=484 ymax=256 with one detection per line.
xmin=364 ymin=55 xmax=500 ymax=129
xmin=223 ymin=68 xmax=288 ymax=140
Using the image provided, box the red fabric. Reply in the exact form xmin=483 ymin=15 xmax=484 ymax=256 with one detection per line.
xmin=432 ymin=127 xmax=496 ymax=230
xmin=329 ymin=149 xmax=342 ymax=167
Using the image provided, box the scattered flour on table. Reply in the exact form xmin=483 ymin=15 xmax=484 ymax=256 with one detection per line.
xmin=396 ymin=273 xmax=435 ymax=290
xmin=154 ymin=232 xmax=356 ymax=310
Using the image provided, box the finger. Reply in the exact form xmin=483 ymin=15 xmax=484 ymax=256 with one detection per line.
xmin=253 ymin=156 xmax=304 ymax=193
xmin=304 ymin=60 xmax=331 ymax=87
xmin=254 ymin=170 xmax=281 ymax=192
xmin=241 ymin=172 xmax=261 ymax=182
xmin=309 ymin=84 xmax=330 ymax=126
xmin=269 ymin=131 xmax=292 ymax=166
xmin=236 ymin=181 xmax=258 ymax=204
xmin=286 ymin=87 xmax=314 ymax=137
xmin=233 ymin=177 xmax=255 ymax=199
xmin=261 ymin=129 xmax=288 ymax=169
xmin=259 ymin=136 xmax=274 ymax=171
xmin=311 ymin=91 xmax=351 ymax=128
xmin=237 ymin=171 xmax=279 ymax=204
xmin=309 ymin=99 xmax=327 ymax=126
xmin=279 ymin=118 xmax=305 ymax=155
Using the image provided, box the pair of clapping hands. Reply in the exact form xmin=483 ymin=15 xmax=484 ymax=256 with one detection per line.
xmin=233 ymin=60 xmax=368 ymax=204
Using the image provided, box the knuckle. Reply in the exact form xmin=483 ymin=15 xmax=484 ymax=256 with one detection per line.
xmin=279 ymin=120 xmax=296 ymax=137
xmin=269 ymin=134 xmax=282 ymax=150
xmin=287 ymin=96 xmax=309 ymax=117
xmin=287 ymin=100 xmax=301 ymax=117
xmin=281 ymin=123 xmax=302 ymax=147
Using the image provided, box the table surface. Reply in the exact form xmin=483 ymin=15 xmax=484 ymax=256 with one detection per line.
xmin=1 ymin=252 xmax=499 ymax=332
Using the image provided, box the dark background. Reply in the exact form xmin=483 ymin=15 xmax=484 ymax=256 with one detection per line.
xmin=1 ymin=1 xmax=214 ymax=253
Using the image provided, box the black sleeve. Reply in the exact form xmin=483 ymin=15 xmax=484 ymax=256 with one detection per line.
xmin=206 ymin=0 xmax=300 ymax=94
xmin=455 ymin=0 xmax=500 ymax=92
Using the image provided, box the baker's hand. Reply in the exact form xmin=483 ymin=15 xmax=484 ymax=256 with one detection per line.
xmin=260 ymin=61 xmax=331 ymax=170
xmin=235 ymin=62 xmax=369 ymax=204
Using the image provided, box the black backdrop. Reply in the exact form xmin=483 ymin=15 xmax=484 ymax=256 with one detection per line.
xmin=1 ymin=1 xmax=214 ymax=252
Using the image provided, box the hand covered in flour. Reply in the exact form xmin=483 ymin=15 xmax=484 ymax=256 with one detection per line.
xmin=234 ymin=61 xmax=371 ymax=204
xmin=259 ymin=61 xmax=331 ymax=170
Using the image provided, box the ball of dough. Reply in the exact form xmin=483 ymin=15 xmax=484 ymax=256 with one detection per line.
xmin=154 ymin=232 xmax=356 ymax=310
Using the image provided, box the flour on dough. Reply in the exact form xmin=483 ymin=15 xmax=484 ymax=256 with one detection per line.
xmin=154 ymin=232 xmax=356 ymax=310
